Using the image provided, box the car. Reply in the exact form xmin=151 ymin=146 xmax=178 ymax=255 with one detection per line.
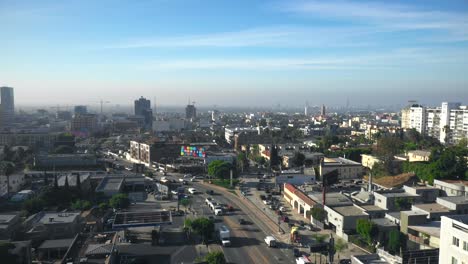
xmin=206 ymin=190 xmax=214 ymax=195
xmin=179 ymin=178 xmax=185 ymax=182
xmin=259 ymin=195 xmax=266 ymax=200
xmin=279 ymin=206 xmax=285 ymax=212
xmin=241 ymin=191 xmax=246 ymax=196
xmin=263 ymin=200 xmax=271 ymax=205
xmin=339 ymin=260 xmax=351 ymax=264
xmin=238 ymin=218 xmax=246 ymax=225
xmin=293 ymin=248 xmax=301 ymax=257
xmin=282 ymin=216 xmax=289 ymax=223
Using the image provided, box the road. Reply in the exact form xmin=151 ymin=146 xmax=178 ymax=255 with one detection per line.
xmin=191 ymin=182 xmax=295 ymax=264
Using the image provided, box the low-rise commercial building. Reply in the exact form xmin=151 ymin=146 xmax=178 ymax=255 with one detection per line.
xmin=374 ymin=191 xmax=420 ymax=211
xmin=324 ymin=205 xmax=369 ymax=238
xmin=0 ymin=212 xmax=21 ymax=240
xmin=319 ymin=157 xmax=363 ymax=180
xmin=437 ymin=196 xmax=468 ymax=215
xmin=25 ymin=211 xmax=81 ymax=241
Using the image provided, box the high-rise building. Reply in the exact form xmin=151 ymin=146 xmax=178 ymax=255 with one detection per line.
xmin=0 ymin=86 xmax=15 ymax=128
xmin=401 ymin=102 xmax=467 ymax=145
xmin=186 ymin=103 xmax=197 ymax=120
xmin=320 ymin=104 xmax=326 ymax=116
xmin=304 ymin=102 xmax=309 ymax=116
xmin=439 ymin=215 xmax=468 ymax=264
xmin=74 ymin=105 xmax=87 ymax=115
xmin=71 ymin=114 xmax=98 ymax=133
xmin=134 ymin=96 xmax=153 ymax=130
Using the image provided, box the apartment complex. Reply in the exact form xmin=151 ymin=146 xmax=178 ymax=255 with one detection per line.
xmin=401 ymin=102 xmax=468 ymax=144
xmin=439 ymin=215 xmax=468 ymax=264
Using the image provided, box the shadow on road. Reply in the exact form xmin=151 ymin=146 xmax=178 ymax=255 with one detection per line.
xmin=230 ymin=236 xmax=261 ymax=248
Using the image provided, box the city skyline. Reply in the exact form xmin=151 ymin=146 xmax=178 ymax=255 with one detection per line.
xmin=2 ymin=0 xmax=468 ymax=106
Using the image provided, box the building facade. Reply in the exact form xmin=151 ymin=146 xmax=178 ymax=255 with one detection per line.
xmin=0 ymin=86 xmax=14 ymax=128
xmin=401 ymin=102 xmax=468 ymax=145
xmin=439 ymin=215 xmax=468 ymax=264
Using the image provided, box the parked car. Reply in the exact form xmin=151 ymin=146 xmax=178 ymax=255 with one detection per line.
xmin=238 ymin=218 xmax=246 ymax=225
xmin=282 ymin=216 xmax=289 ymax=223
xmin=206 ymin=190 xmax=214 ymax=195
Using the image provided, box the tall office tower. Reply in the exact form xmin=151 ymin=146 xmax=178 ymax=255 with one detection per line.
xmin=0 ymin=86 xmax=15 ymax=128
xmin=134 ymin=96 xmax=153 ymax=130
xmin=74 ymin=105 xmax=87 ymax=115
xmin=320 ymin=104 xmax=326 ymax=116
xmin=304 ymin=101 xmax=309 ymax=116
xmin=134 ymin=96 xmax=151 ymax=116
xmin=185 ymin=102 xmax=197 ymax=120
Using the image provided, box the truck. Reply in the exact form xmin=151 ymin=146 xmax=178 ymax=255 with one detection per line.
xmin=264 ymin=236 xmax=277 ymax=247
xmin=214 ymin=207 xmax=223 ymax=216
xmin=219 ymin=225 xmax=231 ymax=246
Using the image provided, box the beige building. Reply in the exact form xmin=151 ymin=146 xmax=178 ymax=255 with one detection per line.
xmin=407 ymin=150 xmax=431 ymax=162
xmin=319 ymin=157 xmax=363 ymax=180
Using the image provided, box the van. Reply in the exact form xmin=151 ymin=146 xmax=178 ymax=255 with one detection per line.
xmin=264 ymin=236 xmax=277 ymax=247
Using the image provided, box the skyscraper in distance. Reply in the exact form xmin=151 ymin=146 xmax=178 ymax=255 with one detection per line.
xmin=134 ymin=96 xmax=153 ymax=130
xmin=321 ymin=104 xmax=326 ymax=116
xmin=0 ymin=86 xmax=15 ymax=128
xmin=186 ymin=99 xmax=197 ymax=120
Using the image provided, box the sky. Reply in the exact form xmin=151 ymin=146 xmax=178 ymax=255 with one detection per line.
xmin=1 ymin=0 xmax=468 ymax=108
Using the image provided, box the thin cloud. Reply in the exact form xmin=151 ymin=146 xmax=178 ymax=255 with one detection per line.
xmin=102 ymin=25 xmax=375 ymax=49
xmin=280 ymin=0 xmax=468 ymax=42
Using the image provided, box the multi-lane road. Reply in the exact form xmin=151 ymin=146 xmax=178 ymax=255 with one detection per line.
xmin=191 ymin=181 xmax=295 ymax=264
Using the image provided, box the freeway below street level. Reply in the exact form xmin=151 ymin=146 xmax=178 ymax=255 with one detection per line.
xmin=191 ymin=182 xmax=295 ymax=264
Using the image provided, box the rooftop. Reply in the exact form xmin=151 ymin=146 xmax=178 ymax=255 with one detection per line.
xmin=407 ymin=150 xmax=431 ymax=156
xmin=375 ymin=191 xmax=419 ymax=198
xmin=95 ymin=177 xmax=124 ymax=192
xmin=309 ymin=192 xmax=353 ymax=207
xmin=38 ymin=212 xmax=80 ymax=224
xmin=332 ymin=205 xmax=367 ymax=216
xmin=113 ymin=210 xmax=172 ymax=228
xmin=322 ymin=157 xmax=361 ymax=166
xmin=0 ymin=212 xmax=19 ymax=224
xmin=434 ymin=179 xmax=468 ymax=187
xmin=413 ymin=203 xmax=452 ymax=213
xmin=443 ymin=214 xmax=468 ymax=225
xmin=38 ymin=238 xmax=75 ymax=250
xmin=372 ymin=218 xmax=398 ymax=227
xmin=408 ymin=221 xmax=441 ymax=238
xmin=360 ymin=205 xmax=387 ymax=212
xmin=364 ymin=173 xmax=417 ymax=189
xmin=437 ymin=196 xmax=468 ymax=204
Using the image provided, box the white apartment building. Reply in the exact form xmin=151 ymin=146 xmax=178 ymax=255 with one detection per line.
xmin=439 ymin=215 xmax=468 ymax=264
xmin=401 ymin=102 xmax=468 ymax=145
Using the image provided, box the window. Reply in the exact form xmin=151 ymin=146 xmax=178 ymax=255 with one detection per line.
xmin=453 ymin=236 xmax=460 ymax=247
xmin=464 ymin=241 xmax=468 ymax=251
xmin=452 ymin=257 xmax=458 ymax=264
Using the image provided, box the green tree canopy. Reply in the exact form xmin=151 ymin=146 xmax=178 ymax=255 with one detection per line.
xmin=208 ymin=160 xmax=233 ymax=180
xmin=290 ymin=152 xmax=305 ymax=167
xmin=387 ymin=230 xmax=401 ymax=255
xmin=109 ymin=193 xmax=130 ymax=209
xmin=0 ymin=242 xmax=17 ymax=264
xmin=205 ymin=251 xmax=226 ymax=264
xmin=190 ymin=217 xmax=215 ymax=244
xmin=356 ymin=219 xmax=377 ymax=246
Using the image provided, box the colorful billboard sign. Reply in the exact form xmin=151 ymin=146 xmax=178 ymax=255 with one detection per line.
xmin=180 ymin=146 xmax=206 ymax=158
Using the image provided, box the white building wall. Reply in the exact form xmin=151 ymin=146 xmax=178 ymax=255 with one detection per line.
xmin=439 ymin=215 xmax=468 ymax=264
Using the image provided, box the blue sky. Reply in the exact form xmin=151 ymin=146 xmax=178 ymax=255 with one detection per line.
xmin=1 ymin=0 xmax=468 ymax=107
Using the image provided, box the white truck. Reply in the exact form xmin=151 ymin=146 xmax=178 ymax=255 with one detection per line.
xmin=296 ymin=256 xmax=312 ymax=264
xmin=219 ymin=225 xmax=231 ymax=246
xmin=214 ymin=206 xmax=223 ymax=216
xmin=264 ymin=236 xmax=277 ymax=247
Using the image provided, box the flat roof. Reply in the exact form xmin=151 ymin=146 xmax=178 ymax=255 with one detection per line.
xmin=38 ymin=212 xmax=80 ymax=224
xmin=372 ymin=218 xmax=398 ymax=227
xmin=408 ymin=221 xmax=441 ymax=238
xmin=96 ymin=177 xmax=124 ymax=192
xmin=0 ymin=213 xmax=19 ymax=224
xmin=309 ymin=192 xmax=353 ymax=207
xmin=113 ymin=210 xmax=172 ymax=229
xmin=332 ymin=205 xmax=367 ymax=216
xmin=323 ymin=157 xmax=361 ymax=166
xmin=413 ymin=203 xmax=452 ymax=213
xmin=437 ymin=196 xmax=468 ymax=204
xmin=444 ymin=214 xmax=468 ymax=225
xmin=38 ymin=238 xmax=74 ymax=250
xmin=376 ymin=192 xmax=419 ymax=198
xmin=361 ymin=205 xmax=387 ymax=212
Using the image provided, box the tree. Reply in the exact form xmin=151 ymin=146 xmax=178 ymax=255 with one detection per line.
xmin=208 ymin=160 xmax=232 ymax=180
xmin=180 ymin=198 xmax=191 ymax=220
xmin=356 ymin=219 xmax=377 ymax=246
xmin=270 ymin=144 xmax=280 ymax=169
xmin=22 ymin=197 xmax=45 ymax=215
xmin=205 ymin=251 xmax=226 ymax=264
xmin=334 ymin=238 xmax=348 ymax=260
xmin=387 ymin=230 xmax=401 ymax=255
xmin=109 ymin=193 xmax=130 ymax=209
xmin=311 ymin=207 xmax=326 ymax=222
xmin=236 ymin=152 xmax=248 ymax=172
xmin=290 ymin=152 xmax=305 ymax=167
xmin=71 ymin=200 xmax=92 ymax=210
xmin=190 ymin=217 xmax=215 ymax=244
xmin=0 ymin=242 xmax=17 ymax=264
xmin=53 ymin=145 xmax=75 ymax=154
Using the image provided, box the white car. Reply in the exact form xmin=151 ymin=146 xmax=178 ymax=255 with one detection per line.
xmin=179 ymin=178 xmax=185 ymax=182
xmin=188 ymin=188 xmax=196 ymax=194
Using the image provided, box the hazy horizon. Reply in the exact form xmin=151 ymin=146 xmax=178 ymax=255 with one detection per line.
xmin=2 ymin=0 xmax=468 ymax=106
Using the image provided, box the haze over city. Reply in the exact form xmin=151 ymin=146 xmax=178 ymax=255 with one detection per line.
xmin=2 ymin=0 xmax=468 ymax=107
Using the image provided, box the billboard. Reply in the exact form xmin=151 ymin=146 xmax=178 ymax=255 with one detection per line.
xmin=180 ymin=146 xmax=206 ymax=158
